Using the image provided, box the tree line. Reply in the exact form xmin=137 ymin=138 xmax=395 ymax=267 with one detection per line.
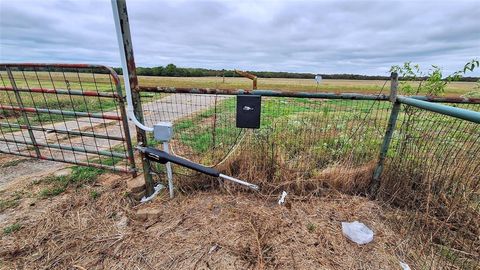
xmin=112 ymin=64 xmax=478 ymax=82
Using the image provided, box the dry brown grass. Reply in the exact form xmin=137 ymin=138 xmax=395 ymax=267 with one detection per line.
xmin=2 ymin=145 xmax=476 ymax=270
xmin=174 ymin=128 xmax=378 ymax=198
xmin=164 ymin=119 xmax=480 ymax=269
xmin=1 ymin=172 xmax=417 ymax=269
xmin=212 ymin=156 xmax=376 ymax=198
xmin=373 ymin=117 xmax=480 ymax=270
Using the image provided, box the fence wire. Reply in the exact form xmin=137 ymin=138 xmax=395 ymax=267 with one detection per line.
xmin=140 ymin=92 xmax=392 ymax=193
xmin=0 ymin=64 xmax=135 ymax=173
xmin=140 ymin=89 xmax=479 ymax=269
xmin=378 ymin=103 xmax=480 ymax=269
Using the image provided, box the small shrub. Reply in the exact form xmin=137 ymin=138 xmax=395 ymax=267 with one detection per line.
xmin=37 ymin=166 xmax=104 ymax=198
xmin=69 ymin=166 xmax=104 ymax=185
xmin=0 ymin=191 xmax=23 ymax=212
xmin=40 ymin=187 xmax=66 ymax=198
xmin=90 ymin=190 xmax=100 ymax=200
xmin=307 ymin=222 xmax=316 ymax=233
xmin=3 ymin=223 xmax=21 ymax=235
xmin=0 ymin=198 xmax=20 ymax=212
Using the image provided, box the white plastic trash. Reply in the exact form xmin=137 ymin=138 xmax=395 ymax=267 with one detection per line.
xmin=399 ymin=261 xmax=411 ymax=270
xmin=140 ymin=183 xmax=164 ymax=203
xmin=341 ymin=221 xmax=374 ymax=244
xmin=278 ymin=191 xmax=288 ymax=205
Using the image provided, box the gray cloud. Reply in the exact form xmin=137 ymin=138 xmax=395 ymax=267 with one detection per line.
xmin=1 ymin=0 xmax=479 ymax=75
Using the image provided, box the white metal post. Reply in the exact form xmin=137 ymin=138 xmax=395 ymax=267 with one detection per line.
xmin=163 ymin=141 xmax=174 ymax=198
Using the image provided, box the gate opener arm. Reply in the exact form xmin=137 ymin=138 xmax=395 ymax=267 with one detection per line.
xmin=136 ymin=146 xmax=259 ymax=190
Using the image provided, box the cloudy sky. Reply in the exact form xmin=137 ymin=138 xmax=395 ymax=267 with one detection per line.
xmin=0 ymin=0 xmax=479 ymax=75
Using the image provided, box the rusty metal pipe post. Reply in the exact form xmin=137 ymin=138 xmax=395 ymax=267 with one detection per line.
xmin=113 ymin=0 xmax=154 ymax=195
xmin=235 ymin=70 xmax=258 ymax=90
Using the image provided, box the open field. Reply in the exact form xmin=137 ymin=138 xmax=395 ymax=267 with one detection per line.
xmin=138 ymin=76 xmax=479 ymax=96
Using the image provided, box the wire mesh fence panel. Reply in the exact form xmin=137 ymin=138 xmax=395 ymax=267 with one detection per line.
xmin=379 ymin=104 xmax=480 ymax=269
xmin=0 ymin=64 xmax=135 ymax=173
xmin=139 ymin=90 xmax=392 ymax=194
xmin=139 ymin=87 xmax=479 ymax=269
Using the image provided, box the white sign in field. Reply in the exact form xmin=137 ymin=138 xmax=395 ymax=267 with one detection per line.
xmin=315 ymin=74 xmax=322 ymax=84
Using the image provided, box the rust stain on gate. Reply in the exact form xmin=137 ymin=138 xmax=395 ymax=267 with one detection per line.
xmin=0 ymin=63 xmax=136 ymax=174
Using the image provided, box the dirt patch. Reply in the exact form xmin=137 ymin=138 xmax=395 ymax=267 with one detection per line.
xmin=0 ymin=159 xmax=64 ymax=191
xmin=0 ymin=155 xmax=23 ymax=166
xmin=0 ymin=171 xmax=414 ymax=270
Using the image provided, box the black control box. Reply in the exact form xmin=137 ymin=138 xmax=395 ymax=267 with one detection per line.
xmin=236 ymin=95 xmax=261 ymax=129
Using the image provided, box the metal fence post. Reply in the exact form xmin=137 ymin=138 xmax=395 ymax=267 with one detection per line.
xmin=370 ymin=72 xmax=400 ymax=197
xmin=389 ymin=72 xmax=398 ymax=102
xmin=5 ymin=67 xmax=42 ymax=158
xmin=115 ymin=0 xmax=154 ymax=195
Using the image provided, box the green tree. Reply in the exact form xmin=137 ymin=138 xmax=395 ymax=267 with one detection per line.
xmin=152 ymin=66 xmax=164 ymax=76
xmin=390 ymin=59 xmax=479 ymax=96
xmin=165 ymin=63 xmax=177 ymax=76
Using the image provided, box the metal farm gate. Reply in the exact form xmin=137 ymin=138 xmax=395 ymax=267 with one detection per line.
xmin=0 ymin=63 xmax=135 ymax=173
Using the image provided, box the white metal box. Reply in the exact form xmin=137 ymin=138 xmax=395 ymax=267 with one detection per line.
xmin=154 ymin=122 xmax=173 ymax=142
